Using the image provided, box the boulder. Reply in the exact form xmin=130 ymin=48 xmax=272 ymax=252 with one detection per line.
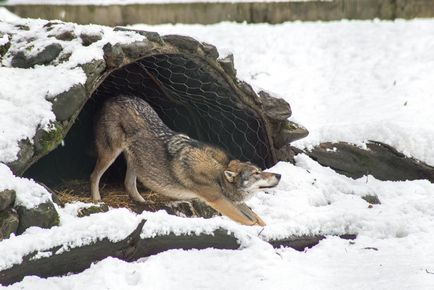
xmin=306 ymin=141 xmax=434 ymax=182
xmin=0 ymin=189 xmax=16 ymax=211
xmin=47 ymin=84 xmax=87 ymax=122
xmin=218 ymin=53 xmax=237 ymax=78
xmin=11 ymin=43 xmax=62 ymax=68
xmin=16 ymin=201 xmax=59 ymax=234
xmin=0 ymin=209 xmax=19 ymax=240
xmin=80 ymin=32 xmax=102 ymax=46
xmin=258 ymin=90 xmax=292 ymax=121
xmin=272 ymin=120 xmax=309 ymax=148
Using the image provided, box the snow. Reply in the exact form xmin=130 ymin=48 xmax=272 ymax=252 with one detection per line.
xmin=0 ymin=8 xmax=20 ymax=22
xmin=132 ymin=20 xmax=434 ymax=166
xmin=2 ymin=19 xmax=434 ymax=290
xmin=0 ymin=66 xmax=85 ymax=163
xmin=0 ymin=18 xmax=144 ymax=163
xmin=3 ymin=157 xmax=434 ymax=289
xmin=0 ymin=163 xmax=52 ymax=208
xmin=7 ymin=236 xmax=434 ymax=290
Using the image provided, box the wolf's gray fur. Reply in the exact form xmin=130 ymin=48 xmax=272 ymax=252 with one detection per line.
xmin=90 ymin=96 xmax=280 ymax=226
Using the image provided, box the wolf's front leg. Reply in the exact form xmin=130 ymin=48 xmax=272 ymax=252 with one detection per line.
xmin=203 ymin=192 xmax=266 ymax=226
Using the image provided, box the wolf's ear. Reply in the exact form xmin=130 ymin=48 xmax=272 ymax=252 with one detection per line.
xmin=224 ymin=171 xmax=238 ymax=182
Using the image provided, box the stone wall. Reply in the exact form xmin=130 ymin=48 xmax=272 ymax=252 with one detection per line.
xmin=5 ymin=0 xmax=434 ymax=26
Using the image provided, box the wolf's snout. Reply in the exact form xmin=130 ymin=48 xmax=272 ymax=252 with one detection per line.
xmin=275 ymin=174 xmax=281 ymax=181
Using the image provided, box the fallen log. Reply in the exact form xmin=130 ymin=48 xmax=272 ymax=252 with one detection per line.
xmin=0 ymin=219 xmax=356 ymax=286
xmin=304 ymin=141 xmax=434 ymax=182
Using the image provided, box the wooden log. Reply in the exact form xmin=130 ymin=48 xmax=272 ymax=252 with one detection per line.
xmin=0 ymin=219 xmax=356 ymax=286
xmin=0 ymin=220 xmax=240 ymax=285
xmin=305 ymin=141 xmax=434 ymax=182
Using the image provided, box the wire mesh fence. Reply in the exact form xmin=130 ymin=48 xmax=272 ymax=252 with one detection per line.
xmin=93 ymin=53 xmax=274 ymax=168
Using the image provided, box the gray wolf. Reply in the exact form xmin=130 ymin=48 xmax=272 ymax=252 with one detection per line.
xmin=90 ymin=96 xmax=281 ymax=226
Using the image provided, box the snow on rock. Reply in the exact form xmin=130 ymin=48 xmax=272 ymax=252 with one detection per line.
xmin=0 ymin=66 xmax=85 ymax=163
xmin=0 ymin=163 xmax=51 ymax=209
xmin=0 ymin=18 xmax=144 ymax=164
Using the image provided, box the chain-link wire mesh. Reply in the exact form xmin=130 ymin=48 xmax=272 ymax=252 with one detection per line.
xmin=93 ymin=54 xmax=274 ymax=168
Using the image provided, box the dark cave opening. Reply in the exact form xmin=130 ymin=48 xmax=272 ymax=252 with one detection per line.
xmin=24 ymin=53 xmax=273 ymax=187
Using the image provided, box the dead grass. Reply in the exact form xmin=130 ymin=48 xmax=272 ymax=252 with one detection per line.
xmin=54 ymin=180 xmax=176 ymax=213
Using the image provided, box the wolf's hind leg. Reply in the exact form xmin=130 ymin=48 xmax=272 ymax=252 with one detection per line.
xmin=124 ymin=156 xmax=146 ymax=203
xmin=90 ymin=148 xmax=122 ymax=201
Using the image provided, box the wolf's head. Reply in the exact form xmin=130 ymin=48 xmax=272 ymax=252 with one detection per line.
xmin=223 ymin=160 xmax=281 ymax=202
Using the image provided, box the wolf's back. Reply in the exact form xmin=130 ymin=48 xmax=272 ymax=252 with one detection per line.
xmin=100 ymin=96 xmax=175 ymax=141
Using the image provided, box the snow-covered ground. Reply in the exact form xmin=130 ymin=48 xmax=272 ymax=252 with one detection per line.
xmin=2 ymin=15 xmax=434 ymax=290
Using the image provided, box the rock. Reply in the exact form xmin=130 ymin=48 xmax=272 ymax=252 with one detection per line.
xmin=43 ymin=21 xmax=62 ymax=31
xmin=163 ymin=34 xmax=201 ymax=52
xmin=103 ymin=43 xmax=125 ymax=68
xmin=0 ymin=209 xmax=19 ymax=241
xmin=273 ymin=120 xmax=309 ymax=148
xmin=113 ymin=27 xmax=163 ymax=45
xmin=218 ymin=53 xmax=237 ymax=78
xmin=14 ymin=24 xmax=30 ymax=31
xmin=33 ymin=122 xmax=64 ymax=155
xmin=202 ymin=42 xmax=219 ymax=59
xmin=80 ymin=59 xmax=106 ymax=91
xmin=0 ymin=33 xmax=11 ymax=58
xmin=120 ymin=41 xmax=154 ymax=60
xmin=80 ymin=32 xmax=102 ymax=47
xmin=10 ymin=51 xmax=29 ymax=68
xmin=0 ymin=190 xmax=16 ymax=211
xmin=6 ymin=139 xmax=35 ymax=176
xmin=77 ymin=204 xmax=109 ymax=217
xmin=238 ymin=81 xmax=261 ymax=104
xmin=57 ymin=52 xmax=72 ymax=63
xmin=306 ymin=141 xmax=434 ymax=182
xmin=11 ymin=43 xmax=63 ymax=68
xmin=16 ymin=201 xmax=59 ymax=234
xmin=361 ymin=194 xmax=381 ymax=205
xmin=258 ymin=90 xmax=292 ymax=121
xmin=54 ymin=30 xmax=76 ymax=41
xmin=36 ymin=44 xmax=63 ymax=65
xmin=275 ymin=144 xmax=297 ymax=163
xmin=47 ymin=84 xmax=87 ymax=121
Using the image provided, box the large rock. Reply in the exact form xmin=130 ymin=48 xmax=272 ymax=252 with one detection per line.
xmin=47 ymin=84 xmax=87 ymax=121
xmin=0 ymin=209 xmax=19 ymax=240
xmin=218 ymin=53 xmax=237 ymax=78
xmin=11 ymin=43 xmax=62 ymax=68
xmin=16 ymin=201 xmax=59 ymax=234
xmin=306 ymin=141 xmax=434 ymax=182
xmin=0 ymin=189 xmax=16 ymax=211
xmin=6 ymin=139 xmax=34 ymax=176
xmin=0 ymin=33 xmax=11 ymax=58
xmin=272 ymin=120 xmax=309 ymax=148
xmin=258 ymin=90 xmax=292 ymax=121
